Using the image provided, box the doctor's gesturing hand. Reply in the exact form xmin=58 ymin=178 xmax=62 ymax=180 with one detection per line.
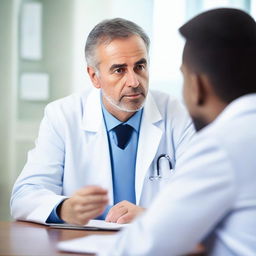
xmin=105 ymin=200 xmax=145 ymax=224
xmin=58 ymin=186 xmax=109 ymax=225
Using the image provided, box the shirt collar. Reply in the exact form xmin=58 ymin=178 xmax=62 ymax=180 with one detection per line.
xmin=101 ymin=100 xmax=143 ymax=132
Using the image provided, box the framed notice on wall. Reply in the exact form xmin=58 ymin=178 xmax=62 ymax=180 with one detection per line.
xmin=20 ymin=73 xmax=49 ymax=101
xmin=20 ymin=2 xmax=42 ymax=60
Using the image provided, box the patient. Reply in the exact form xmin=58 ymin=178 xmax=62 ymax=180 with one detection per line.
xmin=98 ymin=8 xmax=256 ymax=255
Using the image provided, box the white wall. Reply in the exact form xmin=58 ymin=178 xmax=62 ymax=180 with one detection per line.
xmin=150 ymin=0 xmax=186 ymax=99
xmin=0 ymin=0 xmax=19 ymax=221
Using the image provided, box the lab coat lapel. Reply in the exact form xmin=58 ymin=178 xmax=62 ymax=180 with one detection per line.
xmin=81 ymin=89 xmax=102 ymax=132
xmin=81 ymin=89 xmax=114 ymax=204
xmin=136 ymin=92 xmax=163 ymax=203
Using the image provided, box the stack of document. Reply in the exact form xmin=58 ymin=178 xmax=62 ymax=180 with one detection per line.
xmin=48 ymin=219 xmax=128 ymax=231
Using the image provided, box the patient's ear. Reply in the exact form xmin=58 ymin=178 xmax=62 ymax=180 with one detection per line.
xmin=190 ymin=73 xmax=206 ymax=106
xmin=87 ymin=66 xmax=101 ymax=89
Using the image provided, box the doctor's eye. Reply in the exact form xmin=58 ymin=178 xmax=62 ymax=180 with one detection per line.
xmin=114 ymin=67 xmax=126 ymax=74
xmin=134 ymin=64 xmax=146 ymax=72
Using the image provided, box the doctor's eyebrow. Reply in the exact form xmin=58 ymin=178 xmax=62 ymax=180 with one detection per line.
xmin=135 ymin=58 xmax=147 ymax=66
xmin=109 ymin=58 xmax=148 ymax=72
xmin=109 ymin=63 xmax=127 ymax=72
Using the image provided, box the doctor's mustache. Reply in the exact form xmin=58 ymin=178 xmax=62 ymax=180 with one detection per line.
xmin=121 ymin=86 xmax=146 ymax=97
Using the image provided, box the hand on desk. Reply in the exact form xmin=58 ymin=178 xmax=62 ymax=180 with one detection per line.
xmin=58 ymin=186 xmax=108 ymax=225
xmin=105 ymin=200 xmax=145 ymax=224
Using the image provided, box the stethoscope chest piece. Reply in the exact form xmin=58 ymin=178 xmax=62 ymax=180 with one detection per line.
xmin=149 ymin=175 xmax=162 ymax=181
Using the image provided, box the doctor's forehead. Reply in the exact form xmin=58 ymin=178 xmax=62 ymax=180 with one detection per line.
xmin=96 ymin=36 xmax=148 ymax=63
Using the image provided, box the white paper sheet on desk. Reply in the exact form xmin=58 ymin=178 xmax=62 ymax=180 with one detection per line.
xmin=58 ymin=233 xmax=119 ymax=255
xmin=47 ymin=219 xmax=128 ymax=231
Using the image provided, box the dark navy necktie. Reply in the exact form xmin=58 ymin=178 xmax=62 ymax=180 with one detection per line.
xmin=112 ymin=123 xmax=136 ymax=204
xmin=114 ymin=124 xmax=133 ymax=149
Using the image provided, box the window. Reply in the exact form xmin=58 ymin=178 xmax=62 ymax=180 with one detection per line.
xmin=150 ymin=0 xmax=255 ymax=99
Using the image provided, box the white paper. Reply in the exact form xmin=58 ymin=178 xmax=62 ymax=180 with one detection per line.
xmin=20 ymin=73 xmax=49 ymax=101
xmin=48 ymin=219 xmax=129 ymax=231
xmin=21 ymin=2 xmax=42 ymax=60
xmin=58 ymin=233 xmax=119 ymax=254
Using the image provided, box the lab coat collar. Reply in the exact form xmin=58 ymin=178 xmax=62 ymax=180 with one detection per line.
xmin=135 ymin=91 xmax=163 ymax=203
xmin=214 ymin=93 xmax=256 ymax=125
xmin=81 ymin=88 xmax=103 ymax=132
xmin=142 ymin=90 xmax=163 ymax=124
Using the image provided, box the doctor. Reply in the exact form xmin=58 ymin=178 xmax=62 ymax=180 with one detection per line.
xmin=10 ymin=18 xmax=194 ymax=225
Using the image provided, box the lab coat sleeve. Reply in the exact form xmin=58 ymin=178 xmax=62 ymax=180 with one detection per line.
xmin=10 ymin=103 xmax=68 ymax=224
xmin=103 ymin=136 xmax=237 ymax=256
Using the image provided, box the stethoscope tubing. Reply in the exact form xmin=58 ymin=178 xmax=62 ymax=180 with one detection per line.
xmin=156 ymin=154 xmax=172 ymax=177
xmin=149 ymin=154 xmax=173 ymax=181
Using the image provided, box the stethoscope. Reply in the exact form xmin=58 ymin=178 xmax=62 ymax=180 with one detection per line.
xmin=149 ymin=154 xmax=173 ymax=181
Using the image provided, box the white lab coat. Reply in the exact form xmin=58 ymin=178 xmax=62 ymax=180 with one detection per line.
xmin=10 ymin=88 xmax=194 ymax=224
xmin=103 ymin=94 xmax=256 ymax=256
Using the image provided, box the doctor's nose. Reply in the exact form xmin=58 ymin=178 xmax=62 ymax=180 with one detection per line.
xmin=126 ymin=71 xmax=140 ymax=88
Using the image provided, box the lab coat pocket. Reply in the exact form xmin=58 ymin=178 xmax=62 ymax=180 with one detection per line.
xmin=149 ymin=167 xmax=175 ymax=185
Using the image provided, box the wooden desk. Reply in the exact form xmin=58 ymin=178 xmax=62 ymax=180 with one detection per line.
xmin=0 ymin=221 xmax=205 ymax=256
xmin=0 ymin=221 xmax=114 ymax=256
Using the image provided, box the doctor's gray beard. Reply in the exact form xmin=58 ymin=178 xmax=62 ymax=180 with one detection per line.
xmin=102 ymin=90 xmax=146 ymax=113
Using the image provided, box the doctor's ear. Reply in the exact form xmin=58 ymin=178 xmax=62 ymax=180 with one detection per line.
xmin=87 ymin=66 xmax=101 ymax=89
xmin=190 ymin=73 xmax=206 ymax=106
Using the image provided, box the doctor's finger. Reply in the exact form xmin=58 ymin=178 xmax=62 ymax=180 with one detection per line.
xmin=78 ymin=201 xmax=108 ymax=213
xmin=78 ymin=206 xmax=106 ymax=223
xmin=116 ymin=212 xmax=134 ymax=224
xmin=77 ymin=186 xmax=108 ymax=196
xmin=81 ymin=194 xmax=109 ymax=205
xmin=105 ymin=206 xmax=128 ymax=223
xmin=68 ymin=194 xmax=106 ymax=205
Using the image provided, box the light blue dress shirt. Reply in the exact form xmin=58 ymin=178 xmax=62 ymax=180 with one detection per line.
xmin=46 ymin=103 xmax=142 ymax=223
xmin=102 ymin=104 xmax=142 ymax=202
xmin=97 ymin=104 xmax=142 ymax=219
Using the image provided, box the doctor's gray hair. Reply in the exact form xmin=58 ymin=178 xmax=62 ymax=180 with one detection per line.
xmin=85 ymin=18 xmax=150 ymax=68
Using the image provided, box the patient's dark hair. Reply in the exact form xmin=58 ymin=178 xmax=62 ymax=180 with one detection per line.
xmin=179 ymin=8 xmax=256 ymax=103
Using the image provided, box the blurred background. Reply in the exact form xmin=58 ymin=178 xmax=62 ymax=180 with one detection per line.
xmin=0 ymin=0 xmax=255 ymax=221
